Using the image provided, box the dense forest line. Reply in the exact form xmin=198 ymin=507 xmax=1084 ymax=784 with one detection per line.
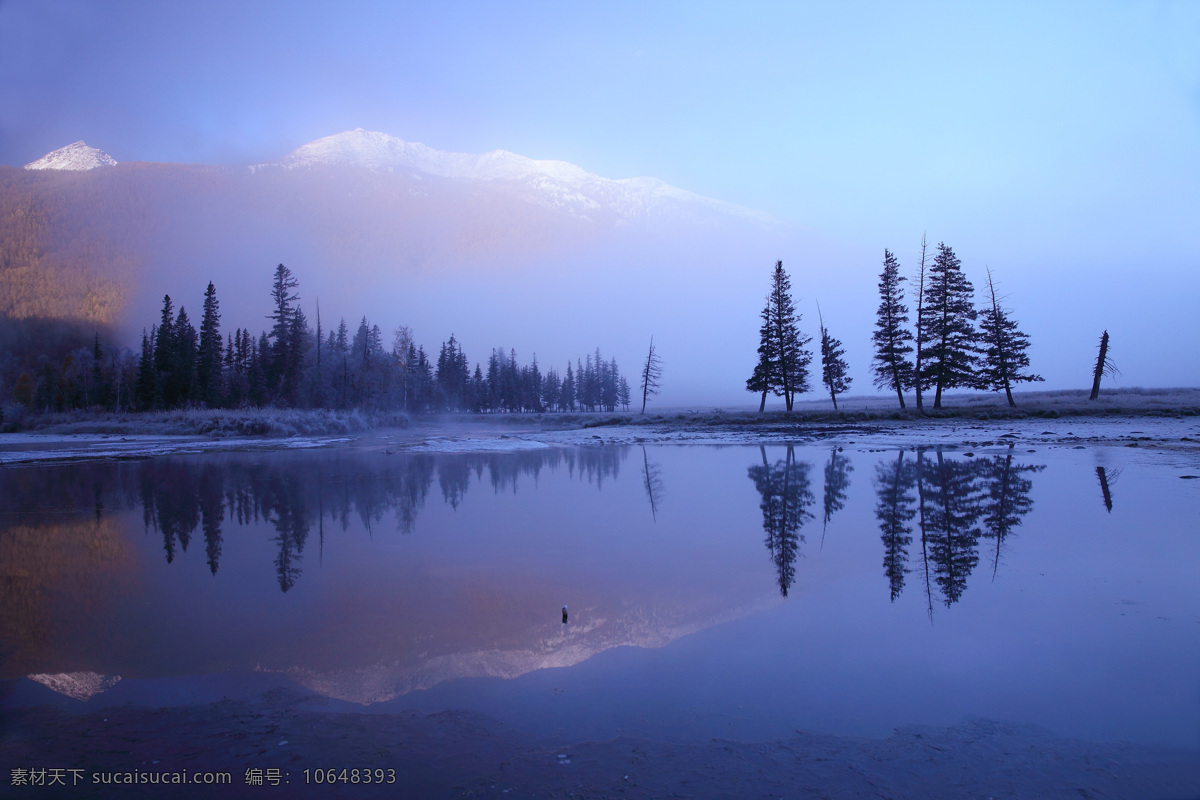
xmin=0 ymin=263 xmax=632 ymax=415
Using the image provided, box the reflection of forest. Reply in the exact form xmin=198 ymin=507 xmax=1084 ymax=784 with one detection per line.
xmin=872 ymin=449 xmax=1043 ymax=616
xmin=0 ymin=447 xmax=627 ymax=594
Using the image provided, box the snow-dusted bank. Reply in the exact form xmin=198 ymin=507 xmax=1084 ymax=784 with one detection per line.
xmin=0 ymin=407 xmax=395 ymax=464
xmin=3 ymin=388 xmax=1198 ymax=463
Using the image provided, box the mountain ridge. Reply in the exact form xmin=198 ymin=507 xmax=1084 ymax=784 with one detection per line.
xmin=22 ymin=129 xmax=780 ymax=228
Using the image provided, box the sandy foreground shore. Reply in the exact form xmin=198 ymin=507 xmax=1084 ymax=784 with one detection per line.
xmin=2 ymin=407 xmax=1199 ymax=798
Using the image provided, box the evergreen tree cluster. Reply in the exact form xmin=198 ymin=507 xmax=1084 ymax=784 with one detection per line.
xmin=746 ymin=245 xmax=1041 ymax=412
xmin=127 ymin=264 xmax=631 ymax=414
xmin=872 ymin=242 xmax=1042 ymax=409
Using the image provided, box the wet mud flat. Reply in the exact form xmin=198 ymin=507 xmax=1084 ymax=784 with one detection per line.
xmin=3 ymin=686 xmax=1197 ymax=800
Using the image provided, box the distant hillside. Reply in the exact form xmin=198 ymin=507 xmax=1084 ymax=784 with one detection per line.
xmin=0 ymin=132 xmax=777 ymax=333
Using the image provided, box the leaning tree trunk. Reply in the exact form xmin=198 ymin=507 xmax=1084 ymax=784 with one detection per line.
xmin=1090 ymin=331 xmax=1109 ymax=400
xmin=759 ymin=389 xmax=767 ymax=413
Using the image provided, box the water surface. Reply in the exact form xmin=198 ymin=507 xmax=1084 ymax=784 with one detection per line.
xmin=2 ymin=443 xmax=1196 ymax=750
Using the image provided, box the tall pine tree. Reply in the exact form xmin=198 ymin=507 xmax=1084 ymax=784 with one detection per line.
xmin=871 ymin=249 xmax=915 ymax=408
xmin=196 ymin=281 xmax=223 ymax=407
xmin=747 ymin=261 xmax=812 ymax=411
xmin=918 ymin=243 xmax=978 ymax=408
xmin=817 ymin=304 xmax=851 ymax=410
xmin=977 ymin=268 xmax=1042 ymax=406
xmin=267 ymin=263 xmax=299 ymax=402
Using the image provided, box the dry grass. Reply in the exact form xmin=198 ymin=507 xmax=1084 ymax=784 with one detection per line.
xmin=1 ymin=407 xmax=410 ymax=437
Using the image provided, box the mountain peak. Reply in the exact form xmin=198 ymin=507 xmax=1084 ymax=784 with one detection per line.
xmin=280 ymin=129 xmax=592 ymax=183
xmin=278 ymin=129 xmax=779 ymax=228
xmin=25 ymin=141 xmax=118 ymax=171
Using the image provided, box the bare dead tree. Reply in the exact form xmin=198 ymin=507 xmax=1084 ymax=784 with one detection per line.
xmin=913 ymin=233 xmax=930 ymax=412
xmin=639 ymin=336 xmax=663 ymax=413
xmin=1089 ymin=330 xmax=1118 ymax=400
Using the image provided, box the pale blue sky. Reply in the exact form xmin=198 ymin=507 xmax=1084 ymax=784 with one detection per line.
xmin=2 ymin=0 xmax=1198 ymax=398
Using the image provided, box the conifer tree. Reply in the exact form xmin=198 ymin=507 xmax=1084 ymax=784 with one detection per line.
xmin=137 ymin=328 xmax=156 ymax=411
xmin=871 ymin=249 xmax=915 ymax=408
xmin=267 ymin=263 xmax=299 ymax=399
xmin=747 ymin=261 xmax=812 ymax=411
xmin=197 ymin=281 xmax=223 ymax=407
xmin=173 ymin=306 xmax=197 ymax=406
xmin=977 ymin=268 xmax=1042 ymax=406
xmin=152 ymin=296 xmax=174 ymax=408
xmin=918 ymin=243 xmax=979 ymax=408
xmin=817 ymin=304 xmax=851 ymax=410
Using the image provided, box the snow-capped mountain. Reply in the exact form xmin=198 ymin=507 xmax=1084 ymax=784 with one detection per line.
xmin=24 ymin=141 xmax=117 ymax=171
xmin=276 ymin=128 xmax=776 ymax=227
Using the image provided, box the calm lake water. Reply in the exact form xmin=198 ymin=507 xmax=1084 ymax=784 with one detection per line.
xmin=2 ymin=443 xmax=1197 ymax=750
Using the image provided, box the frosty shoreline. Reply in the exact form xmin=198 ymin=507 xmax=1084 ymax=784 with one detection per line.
xmin=3 ymin=410 xmax=1199 ymax=465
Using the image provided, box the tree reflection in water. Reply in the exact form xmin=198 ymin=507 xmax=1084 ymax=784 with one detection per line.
xmin=126 ymin=448 xmax=628 ymax=591
xmin=871 ymin=448 xmax=1042 ymax=616
xmin=0 ymin=448 xmax=629 ymax=594
xmin=747 ymin=446 xmax=1041 ymax=605
xmin=640 ymin=446 xmax=665 ymax=522
xmin=747 ymin=445 xmax=815 ymax=597
xmin=875 ymin=451 xmax=917 ymax=601
xmin=820 ymin=446 xmax=853 ymax=547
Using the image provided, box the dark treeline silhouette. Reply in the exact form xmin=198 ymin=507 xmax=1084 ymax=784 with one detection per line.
xmin=872 ymin=448 xmax=1043 ymax=615
xmin=1 ymin=447 xmax=628 ymax=593
xmin=747 ymin=445 xmax=815 ymax=596
xmin=2 ymin=263 xmax=632 ymax=415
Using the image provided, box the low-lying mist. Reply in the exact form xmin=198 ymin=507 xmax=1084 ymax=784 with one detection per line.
xmin=4 ymin=161 xmax=1196 ymax=409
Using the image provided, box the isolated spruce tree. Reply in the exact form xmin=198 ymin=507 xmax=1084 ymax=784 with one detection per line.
xmin=977 ymin=268 xmax=1042 ymax=406
xmin=817 ymin=304 xmax=851 ymax=410
xmin=639 ymin=336 xmax=663 ymax=413
xmin=747 ymin=261 xmax=812 ymax=411
xmin=871 ymin=249 xmax=915 ymax=408
xmin=918 ymin=243 xmax=978 ymax=408
xmin=196 ymin=281 xmax=223 ymax=407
